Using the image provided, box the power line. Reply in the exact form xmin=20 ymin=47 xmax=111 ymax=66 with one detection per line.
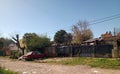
xmin=90 ymin=13 xmax=120 ymax=23
xmin=62 ymin=14 xmax=120 ymax=32
xmin=90 ymin=16 xmax=120 ymax=25
xmin=62 ymin=13 xmax=120 ymax=29
xmin=45 ymin=13 xmax=120 ymax=35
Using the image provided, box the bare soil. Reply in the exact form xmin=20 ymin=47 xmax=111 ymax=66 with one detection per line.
xmin=0 ymin=57 xmax=120 ymax=74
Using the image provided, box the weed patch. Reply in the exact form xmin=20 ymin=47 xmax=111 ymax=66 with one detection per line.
xmin=48 ymin=57 xmax=120 ymax=69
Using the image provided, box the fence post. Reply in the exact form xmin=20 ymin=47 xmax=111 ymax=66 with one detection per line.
xmin=112 ymin=40 xmax=119 ymax=58
xmin=69 ymin=45 xmax=72 ymax=57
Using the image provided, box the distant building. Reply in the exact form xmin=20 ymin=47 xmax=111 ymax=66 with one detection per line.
xmin=84 ymin=31 xmax=120 ymax=46
xmin=101 ymin=31 xmax=120 ymax=45
xmin=84 ymin=38 xmax=104 ymax=45
xmin=101 ymin=31 xmax=113 ymax=45
xmin=101 ymin=31 xmax=112 ymax=39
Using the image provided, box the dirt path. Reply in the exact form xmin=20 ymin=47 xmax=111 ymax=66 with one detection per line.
xmin=0 ymin=58 xmax=120 ymax=74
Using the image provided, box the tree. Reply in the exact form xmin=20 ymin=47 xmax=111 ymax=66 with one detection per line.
xmin=22 ymin=33 xmax=38 ymax=50
xmin=54 ymin=30 xmax=72 ymax=44
xmin=72 ymin=21 xmax=93 ymax=44
xmin=12 ymin=34 xmax=25 ymax=55
xmin=0 ymin=37 xmax=13 ymax=49
xmin=65 ymin=33 xmax=72 ymax=44
xmin=0 ymin=37 xmax=14 ymax=56
xmin=23 ymin=33 xmax=51 ymax=52
xmin=0 ymin=38 xmax=13 ymax=47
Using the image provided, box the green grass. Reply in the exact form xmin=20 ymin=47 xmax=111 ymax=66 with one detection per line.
xmin=48 ymin=57 xmax=120 ymax=69
xmin=0 ymin=68 xmax=18 ymax=74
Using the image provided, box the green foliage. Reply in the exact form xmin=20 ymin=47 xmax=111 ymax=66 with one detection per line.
xmin=0 ymin=38 xmax=13 ymax=47
xmin=0 ymin=68 xmax=18 ymax=74
xmin=54 ymin=30 xmax=72 ymax=44
xmin=23 ymin=33 xmax=51 ymax=52
xmin=48 ymin=57 xmax=120 ymax=69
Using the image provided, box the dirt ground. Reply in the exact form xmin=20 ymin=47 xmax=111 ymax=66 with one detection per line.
xmin=0 ymin=57 xmax=120 ymax=74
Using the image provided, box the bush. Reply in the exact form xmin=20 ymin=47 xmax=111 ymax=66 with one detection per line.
xmin=10 ymin=51 xmax=22 ymax=59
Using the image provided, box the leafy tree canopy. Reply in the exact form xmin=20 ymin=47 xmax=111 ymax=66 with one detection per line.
xmin=54 ymin=30 xmax=72 ymax=44
xmin=23 ymin=33 xmax=50 ymax=52
xmin=0 ymin=37 xmax=13 ymax=47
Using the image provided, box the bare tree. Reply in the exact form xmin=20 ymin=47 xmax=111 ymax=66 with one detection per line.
xmin=12 ymin=34 xmax=25 ymax=55
xmin=72 ymin=21 xmax=93 ymax=44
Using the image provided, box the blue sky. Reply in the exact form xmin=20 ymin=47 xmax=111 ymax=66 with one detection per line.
xmin=0 ymin=0 xmax=120 ymax=40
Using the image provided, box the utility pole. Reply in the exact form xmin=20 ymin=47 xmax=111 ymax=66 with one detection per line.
xmin=114 ymin=28 xmax=116 ymax=36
